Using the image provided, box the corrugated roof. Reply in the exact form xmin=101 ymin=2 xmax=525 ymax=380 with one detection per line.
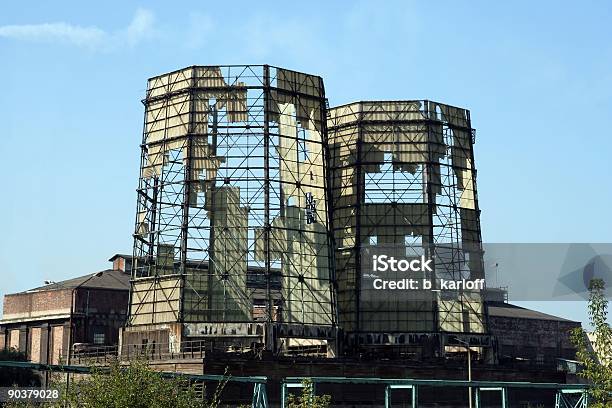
xmin=24 ymin=269 xmax=130 ymax=293
xmin=487 ymin=301 xmax=578 ymax=323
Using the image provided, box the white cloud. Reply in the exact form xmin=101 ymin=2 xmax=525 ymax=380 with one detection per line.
xmin=0 ymin=22 xmax=106 ymax=47
xmin=0 ymin=8 xmax=156 ymax=50
xmin=124 ymin=8 xmax=155 ymax=46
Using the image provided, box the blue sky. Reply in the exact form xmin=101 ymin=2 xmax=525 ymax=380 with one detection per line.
xmin=1 ymin=1 xmax=611 ymax=327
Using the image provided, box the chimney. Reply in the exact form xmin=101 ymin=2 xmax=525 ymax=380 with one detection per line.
xmin=110 ymin=255 xmax=133 ymax=273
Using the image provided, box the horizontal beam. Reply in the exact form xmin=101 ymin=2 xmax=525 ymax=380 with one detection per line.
xmin=0 ymin=361 xmax=267 ymax=384
xmin=283 ymin=377 xmax=589 ymax=390
xmin=1 ymin=361 xmax=589 ymax=391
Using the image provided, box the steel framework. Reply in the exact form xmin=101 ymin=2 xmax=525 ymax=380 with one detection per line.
xmin=281 ymin=377 xmax=591 ymax=408
xmin=124 ymin=67 xmax=490 ymax=357
xmin=0 ymin=361 xmax=592 ymax=407
xmin=0 ymin=360 xmax=269 ymax=407
xmin=327 ymin=101 xmax=488 ymax=355
xmin=126 ymin=65 xmax=336 ymax=352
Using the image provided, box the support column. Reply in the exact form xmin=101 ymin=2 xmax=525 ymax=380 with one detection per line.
xmin=18 ymin=325 xmax=28 ymax=355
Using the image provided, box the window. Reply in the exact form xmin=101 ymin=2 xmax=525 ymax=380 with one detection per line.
xmin=93 ymin=332 xmax=105 ymax=345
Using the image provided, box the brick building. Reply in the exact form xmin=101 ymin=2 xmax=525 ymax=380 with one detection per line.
xmin=0 ymin=255 xmax=581 ymax=368
xmin=487 ymin=301 xmax=581 ymax=365
xmin=0 ymin=257 xmax=130 ymax=364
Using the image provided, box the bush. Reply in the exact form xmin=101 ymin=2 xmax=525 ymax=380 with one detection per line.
xmin=286 ymin=379 xmax=331 ymax=408
xmin=57 ymin=358 xmax=227 ymax=408
xmin=570 ymin=279 xmax=612 ymax=407
xmin=0 ymin=348 xmax=40 ymax=386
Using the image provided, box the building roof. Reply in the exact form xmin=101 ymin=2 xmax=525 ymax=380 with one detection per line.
xmin=487 ymin=301 xmax=578 ymax=323
xmin=24 ymin=269 xmax=130 ymax=293
xmin=108 ymin=254 xmax=132 ymax=262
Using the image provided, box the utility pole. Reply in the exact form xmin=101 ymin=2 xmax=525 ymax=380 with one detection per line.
xmin=455 ymin=337 xmax=473 ymax=408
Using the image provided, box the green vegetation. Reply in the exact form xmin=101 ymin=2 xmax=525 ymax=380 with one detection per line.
xmin=286 ymin=379 xmax=331 ymax=408
xmin=61 ymin=358 xmax=220 ymax=408
xmin=6 ymin=358 xmax=228 ymax=408
xmin=570 ymin=278 xmax=612 ymax=407
xmin=0 ymin=348 xmax=40 ymax=386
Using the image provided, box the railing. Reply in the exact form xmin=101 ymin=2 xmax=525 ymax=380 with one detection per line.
xmin=67 ymin=342 xmax=579 ymax=375
xmin=0 ymin=360 xmax=269 ymax=408
xmin=281 ymin=377 xmax=590 ymax=408
xmin=68 ymin=339 xmax=261 ymax=364
xmin=70 ymin=345 xmax=118 ymax=364
xmin=1 ymin=359 xmax=589 ymax=408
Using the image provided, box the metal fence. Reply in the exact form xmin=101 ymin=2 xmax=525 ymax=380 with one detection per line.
xmin=68 ymin=339 xmax=255 ymax=364
xmin=0 ymin=360 xmax=592 ymax=407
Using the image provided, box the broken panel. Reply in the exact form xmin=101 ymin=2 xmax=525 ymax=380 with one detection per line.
xmin=328 ymin=100 xmax=486 ymax=349
xmin=128 ymin=65 xmax=335 ymax=352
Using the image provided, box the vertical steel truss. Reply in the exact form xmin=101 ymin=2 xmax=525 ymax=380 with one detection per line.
xmin=128 ymin=65 xmax=336 ymax=348
xmin=252 ymin=383 xmax=269 ymax=408
xmin=327 ymin=101 xmax=487 ymax=351
xmin=555 ymin=390 xmax=589 ymax=408
xmin=385 ymin=384 xmax=418 ymax=408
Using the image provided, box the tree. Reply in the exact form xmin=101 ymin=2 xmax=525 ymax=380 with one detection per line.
xmin=57 ymin=358 xmax=227 ymax=408
xmin=0 ymin=348 xmax=40 ymax=386
xmin=570 ymin=278 xmax=612 ymax=407
xmin=286 ymin=379 xmax=331 ymax=408
xmin=4 ymin=358 xmax=230 ymax=408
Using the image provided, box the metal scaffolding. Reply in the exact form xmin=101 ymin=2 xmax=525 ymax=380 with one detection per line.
xmin=126 ymin=65 xmax=336 ymax=353
xmin=124 ymin=66 xmax=490 ymax=358
xmin=327 ymin=101 xmax=489 ymax=356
